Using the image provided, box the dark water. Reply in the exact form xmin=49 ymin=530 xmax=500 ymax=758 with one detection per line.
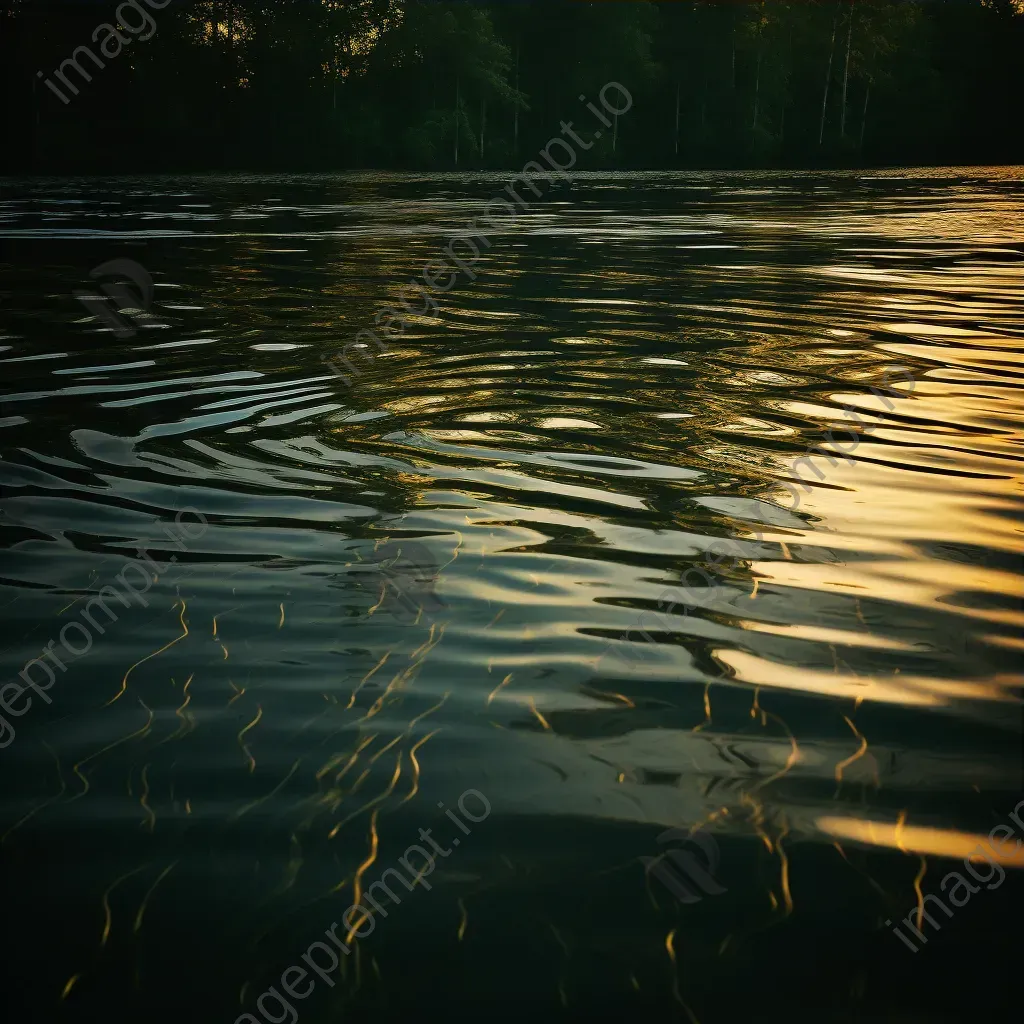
xmin=1 ymin=169 xmax=1022 ymax=1023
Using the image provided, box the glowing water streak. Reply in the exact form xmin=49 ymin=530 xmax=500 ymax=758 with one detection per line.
xmin=1 ymin=741 xmax=65 ymax=845
xmin=913 ymin=855 xmax=928 ymax=930
xmin=834 ymin=714 xmax=868 ymax=790
xmin=580 ymin=686 xmax=635 ymax=708
xmin=692 ymin=682 xmax=712 ymax=733
xmin=527 ymin=696 xmax=551 ymax=731
xmin=133 ymin=861 xmax=178 ymax=934
xmin=329 ymin=753 xmax=402 ymax=838
xmin=410 ymin=622 xmax=447 ymax=661
xmin=400 ymin=728 xmax=441 ymax=807
xmin=776 ymin=816 xmax=794 ymax=915
xmin=366 ymin=734 xmax=402 ymax=766
xmin=405 ymin=693 xmax=449 ymax=733
xmin=344 ymin=809 xmax=381 ymax=945
xmin=100 ymin=863 xmax=149 ymax=947
xmin=229 ymin=759 xmax=301 ymax=822
xmin=106 ymin=599 xmax=189 ymax=706
xmin=71 ymin=698 xmax=154 ymax=800
xmin=665 ymin=928 xmax=700 ymax=1023
xmin=346 ymin=650 xmax=392 ymax=710
xmin=750 ymin=710 xmax=801 ymax=794
xmin=486 ymin=672 xmax=513 ymax=706
xmin=60 ymin=974 xmax=82 ymax=1000
xmin=327 ymin=735 xmax=376 ymax=785
xmin=438 ymin=530 xmax=463 ymax=572
xmin=139 ymin=763 xmax=155 ymax=832
xmin=237 ymin=704 xmax=263 ymax=773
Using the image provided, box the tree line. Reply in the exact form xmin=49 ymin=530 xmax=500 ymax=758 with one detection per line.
xmin=2 ymin=0 xmax=1022 ymax=173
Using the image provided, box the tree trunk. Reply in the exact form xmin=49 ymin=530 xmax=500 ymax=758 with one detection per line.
xmin=781 ymin=26 xmax=792 ymax=144
xmin=454 ymin=76 xmax=460 ymax=166
xmin=752 ymin=42 xmax=762 ymax=132
xmin=513 ymin=44 xmax=520 ymax=156
xmin=336 ymin=34 xmax=349 ymax=112
xmin=674 ymin=79 xmax=680 ymax=156
xmin=859 ymin=80 xmax=870 ymax=151
xmin=480 ymin=96 xmax=486 ymax=161
xmin=840 ymin=0 xmax=856 ymax=137
xmin=819 ymin=1 xmax=841 ymax=145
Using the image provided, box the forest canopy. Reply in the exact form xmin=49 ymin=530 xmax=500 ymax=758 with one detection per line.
xmin=2 ymin=0 xmax=1023 ymax=173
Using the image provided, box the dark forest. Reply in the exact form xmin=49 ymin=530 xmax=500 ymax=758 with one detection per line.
xmin=3 ymin=1 xmax=1024 ymax=173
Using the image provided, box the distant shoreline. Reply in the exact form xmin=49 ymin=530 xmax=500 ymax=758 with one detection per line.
xmin=4 ymin=163 xmax=1024 ymax=183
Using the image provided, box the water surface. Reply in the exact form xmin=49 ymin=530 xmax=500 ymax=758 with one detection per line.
xmin=1 ymin=168 xmax=1022 ymax=1023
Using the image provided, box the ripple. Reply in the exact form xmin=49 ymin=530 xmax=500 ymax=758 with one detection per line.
xmin=1 ymin=167 xmax=1022 ymax=1022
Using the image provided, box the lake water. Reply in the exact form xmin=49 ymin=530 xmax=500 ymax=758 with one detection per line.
xmin=1 ymin=169 xmax=1022 ymax=1023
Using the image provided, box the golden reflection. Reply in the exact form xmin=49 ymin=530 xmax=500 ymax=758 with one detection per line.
xmin=347 ymin=650 xmax=393 ymax=709
xmin=691 ymin=682 xmax=712 ymax=733
xmin=405 ymin=694 xmax=449 ymax=733
xmin=690 ymin=320 xmax=1024 ymax=713
xmin=106 ymin=598 xmax=189 ymax=706
xmin=332 ymin=735 xmax=376 ymax=786
xmin=486 ymin=672 xmax=513 ymax=706
xmin=346 ymin=809 xmax=381 ymax=946
xmin=401 ymin=728 xmax=440 ymax=807
xmin=60 ymin=974 xmax=82 ymax=1000
xmin=527 ymin=696 xmax=552 ymax=731
xmin=776 ymin=815 xmax=794 ymax=915
xmin=99 ymin=864 xmax=148 ymax=948
xmin=751 ymin=711 xmax=802 ymax=793
xmin=1 ymin=741 xmax=65 ymax=845
xmin=133 ymin=861 xmax=177 ymax=934
xmin=236 ymin=704 xmax=263 ymax=773
xmin=230 ymin=760 xmax=301 ymax=822
xmin=912 ymin=855 xmax=928 ymax=929
xmin=817 ymin=816 xmax=1024 ymax=866
xmin=715 ymin=650 xmax=1015 ymax=708
xmin=741 ymin=792 xmax=772 ymax=853
xmin=834 ymin=715 xmax=868 ymax=790
xmin=139 ymin=763 xmax=155 ymax=832
xmin=71 ymin=698 xmax=154 ymax=800
xmin=345 ymin=754 xmax=403 ymax=826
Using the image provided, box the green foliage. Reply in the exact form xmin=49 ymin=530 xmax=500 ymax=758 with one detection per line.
xmin=4 ymin=0 xmax=1022 ymax=171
